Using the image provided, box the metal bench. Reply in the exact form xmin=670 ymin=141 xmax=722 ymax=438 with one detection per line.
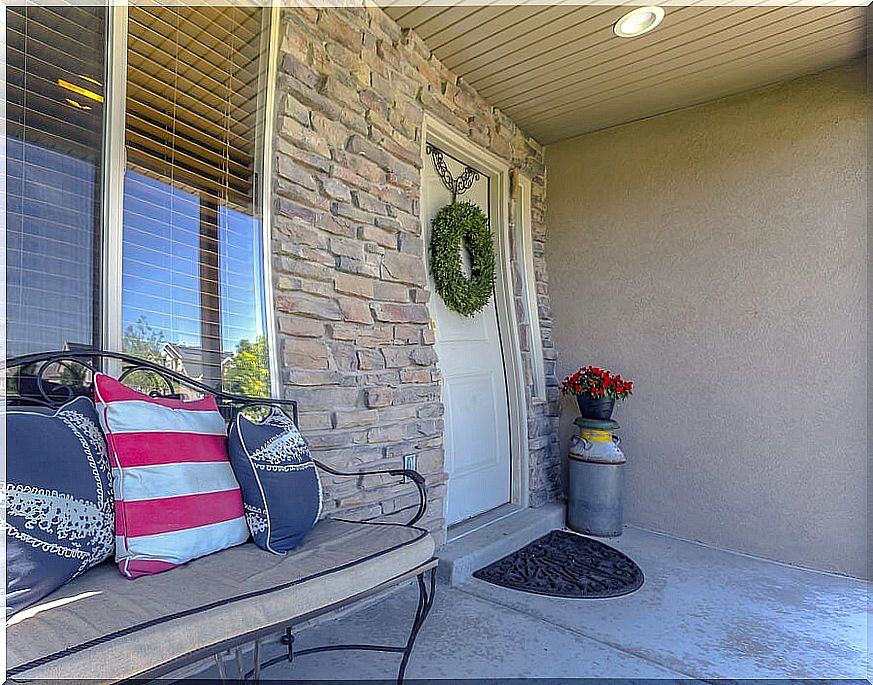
xmin=4 ymin=350 xmax=437 ymax=684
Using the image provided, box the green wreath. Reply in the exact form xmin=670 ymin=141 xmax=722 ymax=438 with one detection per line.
xmin=430 ymin=201 xmax=496 ymax=317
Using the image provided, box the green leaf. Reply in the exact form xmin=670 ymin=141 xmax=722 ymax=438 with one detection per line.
xmin=430 ymin=201 xmax=496 ymax=317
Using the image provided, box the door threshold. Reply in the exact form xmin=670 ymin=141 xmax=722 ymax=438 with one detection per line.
xmin=446 ymin=503 xmax=524 ymax=543
xmin=438 ymin=502 xmax=566 ymax=585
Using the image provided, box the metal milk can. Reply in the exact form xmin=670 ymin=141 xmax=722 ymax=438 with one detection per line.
xmin=567 ymin=417 xmax=625 ymax=537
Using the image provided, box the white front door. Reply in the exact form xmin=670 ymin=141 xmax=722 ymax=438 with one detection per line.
xmin=422 ymin=142 xmax=511 ymax=525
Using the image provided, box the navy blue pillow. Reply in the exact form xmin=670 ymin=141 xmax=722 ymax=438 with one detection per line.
xmin=5 ymin=397 xmax=114 ymax=617
xmin=227 ymin=409 xmax=322 ymax=554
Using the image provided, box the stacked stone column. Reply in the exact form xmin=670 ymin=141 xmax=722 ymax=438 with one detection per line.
xmin=271 ymin=6 xmax=562 ymax=545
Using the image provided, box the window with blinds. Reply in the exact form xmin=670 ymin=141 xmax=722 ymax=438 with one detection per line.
xmin=6 ymin=6 xmax=106 ymax=356
xmin=121 ymin=6 xmax=271 ymax=395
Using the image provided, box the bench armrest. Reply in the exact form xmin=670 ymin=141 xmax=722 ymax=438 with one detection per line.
xmin=313 ymin=460 xmax=427 ymax=527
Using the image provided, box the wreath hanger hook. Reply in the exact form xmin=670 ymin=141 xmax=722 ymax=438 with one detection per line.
xmin=426 ymin=143 xmax=481 ymax=203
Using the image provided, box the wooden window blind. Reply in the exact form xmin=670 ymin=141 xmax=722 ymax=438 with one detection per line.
xmin=125 ymin=6 xmax=264 ymax=211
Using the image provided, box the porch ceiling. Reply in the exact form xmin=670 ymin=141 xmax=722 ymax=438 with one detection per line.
xmin=383 ymin=5 xmax=866 ymax=144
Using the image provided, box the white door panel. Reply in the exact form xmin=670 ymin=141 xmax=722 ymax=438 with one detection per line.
xmin=422 ymin=144 xmax=511 ymax=525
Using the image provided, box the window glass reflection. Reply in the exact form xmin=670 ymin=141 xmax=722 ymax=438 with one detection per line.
xmin=120 ymin=6 xmax=270 ymax=396
xmin=6 ymin=6 xmax=106 ymax=355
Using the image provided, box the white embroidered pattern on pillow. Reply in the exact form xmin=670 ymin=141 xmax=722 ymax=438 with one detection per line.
xmin=250 ymin=412 xmax=312 ymax=470
xmin=3 ymin=406 xmax=114 ymax=575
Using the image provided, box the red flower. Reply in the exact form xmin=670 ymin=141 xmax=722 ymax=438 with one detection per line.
xmin=560 ymin=365 xmax=634 ymax=400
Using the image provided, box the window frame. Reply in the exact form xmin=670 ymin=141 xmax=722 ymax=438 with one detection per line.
xmin=100 ymin=5 xmax=280 ymax=394
xmin=515 ymin=174 xmax=547 ymax=402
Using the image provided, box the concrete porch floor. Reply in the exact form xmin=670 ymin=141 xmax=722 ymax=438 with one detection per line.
xmin=197 ymin=526 xmax=869 ymax=681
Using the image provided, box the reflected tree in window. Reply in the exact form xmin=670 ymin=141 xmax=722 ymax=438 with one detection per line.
xmin=223 ymin=336 xmax=270 ymax=398
xmin=122 ymin=316 xmax=167 ymax=365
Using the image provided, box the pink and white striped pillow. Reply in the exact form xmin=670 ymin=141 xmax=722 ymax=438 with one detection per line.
xmin=94 ymin=373 xmax=249 ymax=579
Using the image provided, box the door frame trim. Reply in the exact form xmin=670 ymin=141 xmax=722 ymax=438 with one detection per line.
xmin=421 ymin=115 xmax=531 ymax=520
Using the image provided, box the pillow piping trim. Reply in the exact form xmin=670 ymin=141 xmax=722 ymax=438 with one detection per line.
xmin=93 ymin=374 xmax=136 ymax=577
xmin=4 ymin=394 xmax=95 ymax=418
xmin=234 ymin=412 xmax=278 ymax=555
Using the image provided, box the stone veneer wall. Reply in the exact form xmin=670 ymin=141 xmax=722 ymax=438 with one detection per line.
xmin=270 ymin=6 xmax=561 ymax=545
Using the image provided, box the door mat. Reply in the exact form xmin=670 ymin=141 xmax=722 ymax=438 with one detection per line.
xmin=472 ymin=530 xmax=644 ymax=599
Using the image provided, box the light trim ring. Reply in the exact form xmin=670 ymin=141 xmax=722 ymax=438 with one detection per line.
xmin=613 ymin=6 xmax=665 ymax=38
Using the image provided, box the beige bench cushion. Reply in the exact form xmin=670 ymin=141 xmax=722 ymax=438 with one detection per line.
xmin=7 ymin=519 xmax=434 ymax=682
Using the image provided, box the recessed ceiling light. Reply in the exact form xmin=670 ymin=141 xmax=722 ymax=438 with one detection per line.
xmin=613 ymin=6 xmax=665 ymax=38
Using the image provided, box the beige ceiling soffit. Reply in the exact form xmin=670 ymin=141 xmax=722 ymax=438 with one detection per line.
xmin=12 ymin=1 xmax=864 ymax=6
xmin=378 ymin=1 xmax=868 ymax=6
xmin=499 ymin=8 xmax=860 ymax=116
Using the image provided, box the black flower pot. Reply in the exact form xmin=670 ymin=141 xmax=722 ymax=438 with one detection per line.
xmin=576 ymin=395 xmax=615 ymax=420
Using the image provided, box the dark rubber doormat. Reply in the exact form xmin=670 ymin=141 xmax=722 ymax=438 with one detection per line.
xmin=473 ymin=530 xmax=644 ymax=598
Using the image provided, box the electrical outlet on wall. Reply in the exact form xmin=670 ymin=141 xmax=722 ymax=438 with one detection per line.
xmin=403 ymin=454 xmax=417 ymax=482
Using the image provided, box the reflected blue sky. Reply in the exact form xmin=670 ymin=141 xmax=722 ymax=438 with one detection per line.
xmin=7 ymin=139 xmax=99 ymax=356
xmin=121 ymin=170 xmax=266 ymax=353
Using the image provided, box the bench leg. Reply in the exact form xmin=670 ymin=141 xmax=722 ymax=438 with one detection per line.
xmin=250 ymin=567 xmax=437 ymax=684
xmin=214 ymin=646 xmax=252 ymax=684
xmin=252 ymin=639 xmax=261 ymax=684
xmin=214 ymin=652 xmax=228 ymax=682
xmin=397 ymin=566 xmax=437 ymax=685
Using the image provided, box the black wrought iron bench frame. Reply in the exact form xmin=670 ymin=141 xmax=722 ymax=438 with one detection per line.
xmin=4 ymin=349 xmax=437 ymax=685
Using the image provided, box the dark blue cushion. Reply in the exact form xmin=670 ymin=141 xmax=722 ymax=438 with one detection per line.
xmin=5 ymin=397 xmax=114 ymax=617
xmin=227 ymin=409 xmax=322 ymax=554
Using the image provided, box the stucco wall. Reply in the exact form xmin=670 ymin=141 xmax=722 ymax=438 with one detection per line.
xmin=270 ymin=7 xmax=562 ymax=546
xmin=546 ymin=62 xmax=867 ymax=577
